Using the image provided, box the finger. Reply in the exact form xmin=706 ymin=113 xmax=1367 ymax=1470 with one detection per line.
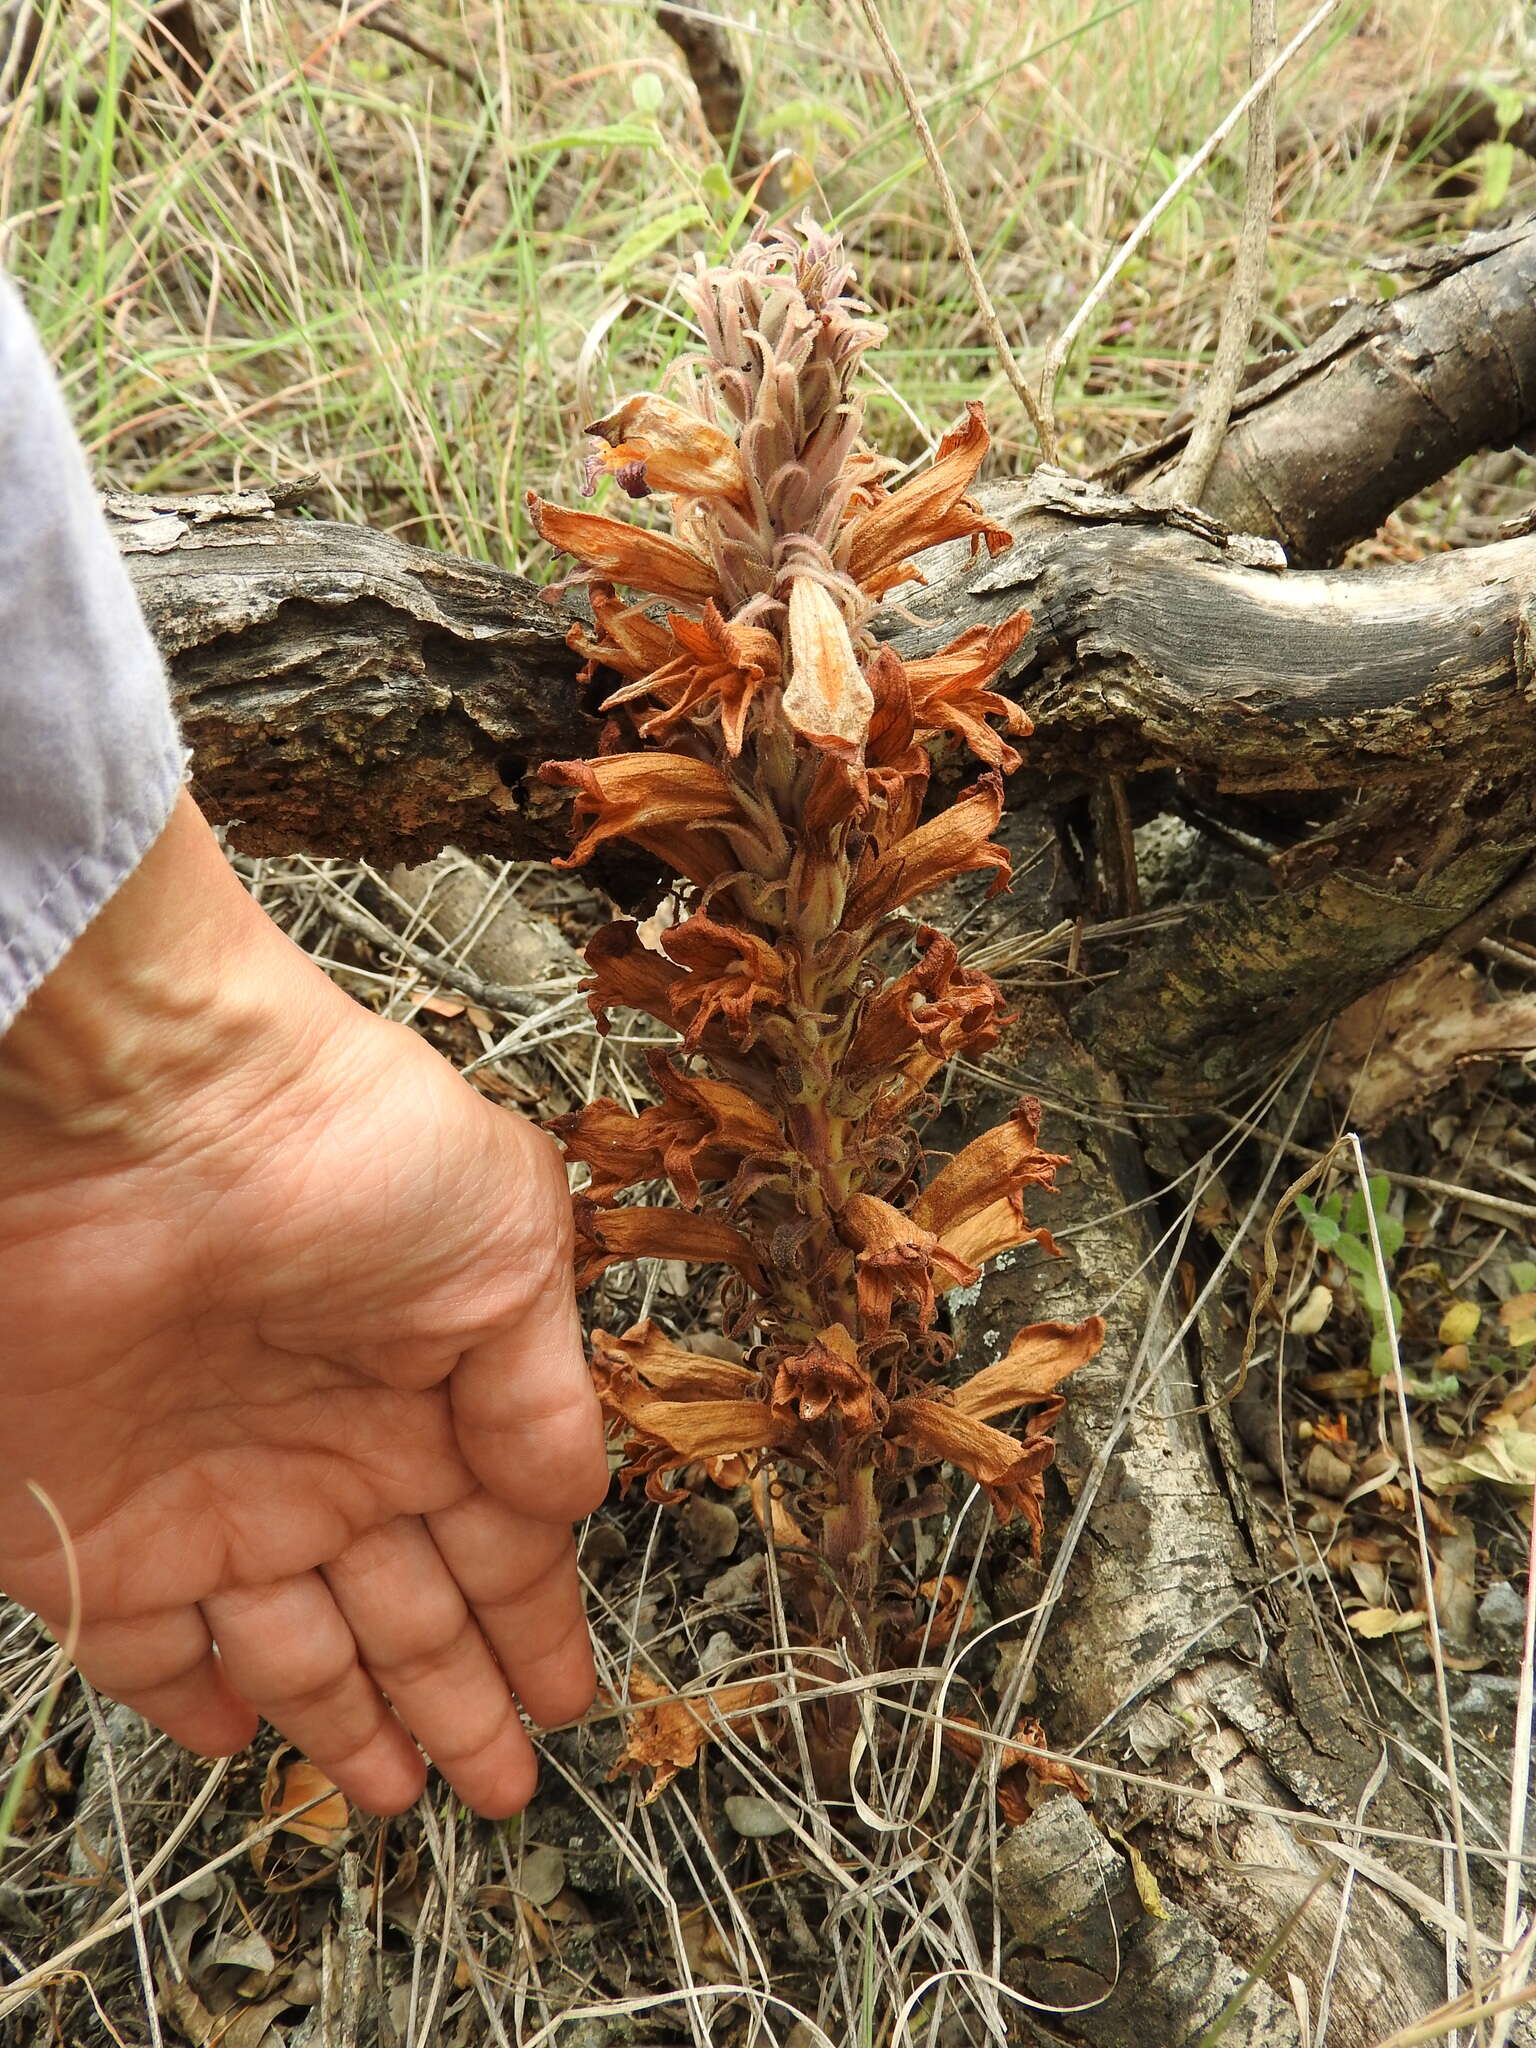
xmin=429 ymin=1490 xmax=596 ymax=1730
xmin=70 ymin=1609 xmax=258 ymax=1758
xmin=323 ymin=1516 xmax=537 ymax=1818
xmin=451 ymin=1190 xmax=610 ymax=1524
xmin=203 ymin=1574 xmax=426 ymax=1815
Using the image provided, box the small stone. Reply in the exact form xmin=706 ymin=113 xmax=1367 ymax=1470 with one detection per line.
xmin=515 ymin=1845 xmax=567 ymax=1907
xmin=681 ymin=1494 xmax=739 ymax=1563
xmin=699 ymin=1629 xmax=738 ymax=1677
xmin=724 ymin=1795 xmax=792 ymax=1839
xmin=1479 ymin=1579 xmax=1528 ymax=1642
xmin=702 ymin=1553 xmax=765 ymax=1609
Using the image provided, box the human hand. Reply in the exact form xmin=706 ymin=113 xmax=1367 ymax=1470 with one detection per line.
xmin=0 ymin=794 xmax=608 ymax=1816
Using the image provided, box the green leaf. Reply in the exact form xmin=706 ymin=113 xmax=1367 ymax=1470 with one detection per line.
xmin=764 ymin=95 xmax=862 ymax=144
xmin=1296 ymin=1194 xmax=1341 ymax=1251
xmin=1475 ymin=140 xmax=1516 ymax=215
xmin=1488 ymin=82 xmax=1526 ymax=136
xmin=599 ymin=202 xmax=710 ymax=286
xmin=630 ymin=72 xmax=665 ymax=116
xmin=1509 ymin=1260 xmax=1536 ymax=1293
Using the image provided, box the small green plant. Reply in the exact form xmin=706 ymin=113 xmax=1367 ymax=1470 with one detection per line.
xmin=1296 ymin=1176 xmax=1404 ymax=1377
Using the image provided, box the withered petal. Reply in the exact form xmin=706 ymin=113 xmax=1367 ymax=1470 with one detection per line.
xmin=527 ymin=491 xmax=720 ymax=606
xmin=848 ymin=772 xmax=1011 ymax=924
xmin=540 ymin=750 xmax=743 ymax=887
xmin=949 ymin=1318 xmax=1105 ymax=1421
xmin=844 ymin=403 xmax=1013 ymax=595
xmin=912 ymin=1098 xmax=1067 ymax=1249
xmin=587 ymin=393 xmax=748 ymax=506
xmin=885 ymin=1395 xmax=1057 ymax=1536
xmin=782 ymin=577 xmax=874 ymax=757
xmin=576 ymin=1203 xmax=768 ymax=1292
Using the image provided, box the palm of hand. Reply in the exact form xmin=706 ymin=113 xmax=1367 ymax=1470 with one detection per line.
xmin=0 ymin=994 xmax=609 ymax=1816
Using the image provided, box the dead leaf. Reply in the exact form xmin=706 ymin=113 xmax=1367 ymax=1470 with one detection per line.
xmin=1348 ymin=1607 xmax=1428 ymax=1638
xmin=261 ymin=1752 xmax=349 ymax=1850
xmin=609 ymin=1668 xmax=776 ymax=1802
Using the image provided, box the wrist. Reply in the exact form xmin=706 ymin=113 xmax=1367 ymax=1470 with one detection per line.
xmin=0 ymin=793 xmax=327 ymax=1179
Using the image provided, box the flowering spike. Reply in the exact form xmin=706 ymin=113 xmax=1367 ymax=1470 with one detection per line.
xmin=540 ymin=224 xmax=1104 ymax=1755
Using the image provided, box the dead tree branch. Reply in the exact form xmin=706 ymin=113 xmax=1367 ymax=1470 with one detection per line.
xmin=1109 ymin=217 xmax=1536 ymax=563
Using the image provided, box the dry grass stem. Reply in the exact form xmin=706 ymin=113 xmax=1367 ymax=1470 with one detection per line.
xmin=1158 ymin=0 xmax=1280 ymax=506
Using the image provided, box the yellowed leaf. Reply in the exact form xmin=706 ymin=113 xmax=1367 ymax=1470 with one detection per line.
xmin=1438 ymin=1300 xmax=1481 ymax=1346
xmin=1349 ymin=1607 xmax=1428 ymax=1639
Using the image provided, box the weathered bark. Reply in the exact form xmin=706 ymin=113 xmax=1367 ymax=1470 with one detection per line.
xmin=126 ymin=481 xmax=1536 ymax=847
xmin=122 ymin=469 xmax=1536 ymax=1099
xmin=120 ymin=500 xmax=590 ymax=866
xmin=1107 ymin=218 xmax=1536 ymax=565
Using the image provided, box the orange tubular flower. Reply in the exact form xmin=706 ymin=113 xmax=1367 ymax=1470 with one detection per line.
xmin=583 ymin=393 xmax=750 ymax=507
xmin=844 ymin=403 xmax=1015 ymax=597
xmin=902 ymin=612 xmax=1036 ymax=771
xmin=536 ymin=223 xmax=1104 ymax=1774
xmin=526 ymin=492 xmax=720 ymax=607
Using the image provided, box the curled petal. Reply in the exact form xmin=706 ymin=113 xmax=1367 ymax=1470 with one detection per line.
xmin=604 ymin=604 xmax=781 ymax=756
xmin=663 ymin=908 xmax=798 ymax=1050
xmin=568 ymin=586 xmax=678 ymax=682
xmin=783 ymin=577 xmax=874 ymax=757
xmin=902 ymin=611 xmax=1034 ymax=770
xmin=847 ymin=926 xmax=1007 ymax=1081
xmin=582 ymin=920 xmax=688 ymax=1034
xmin=844 ymin=403 xmax=1013 ymax=596
xmin=885 ymin=1395 xmax=1057 ymax=1540
xmin=911 ymin=1099 xmax=1068 ymax=1273
xmin=840 ymin=1192 xmax=976 ymax=1334
xmin=574 ymin=1202 xmax=768 ymax=1292
xmin=848 ymin=773 xmax=1011 ymax=924
xmin=527 ymin=491 xmax=719 ymax=606
xmin=769 ymin=1323 xmax=885 ymax=1435
xmin=644 ymin=1056 xmax=785 ymax=1204
xmin=586 ymin=393 xmax=749 ymax=505
xmin=539 ymin=751 xmax=741 ymax=888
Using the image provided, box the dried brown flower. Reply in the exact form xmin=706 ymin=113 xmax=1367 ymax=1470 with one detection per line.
xmin=534 ymin=220 xmax=1104 ymax=1782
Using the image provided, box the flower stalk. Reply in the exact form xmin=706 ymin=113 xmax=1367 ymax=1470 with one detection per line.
xmin=534 ymin=222 xmax=1104 ymax=1747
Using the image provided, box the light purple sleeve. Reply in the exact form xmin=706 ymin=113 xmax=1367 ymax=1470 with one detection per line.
xmin=0 ymin=275 xmax=184 ymax=1033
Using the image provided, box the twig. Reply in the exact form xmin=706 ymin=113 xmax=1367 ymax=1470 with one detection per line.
xmin=1154 ymin=0 xmax=1279 ymax=507
xmin=850 ymin=0 xmax=1053 ymax=459
xmin=81 ymin=1688 xmax=164 ymax=2048
xmin=302 ymin=877 xmax=562 ymax=1018
xmin=1493 ymin=1489 xmax=1536 ymax=2045
xmin=355 ymin=4 xmax=480 ymax=89
xmin=1038 ymin=0 xmax=1340 ymax=456
xmin=1216 ymin=1111 xmax=1536 ymax=1228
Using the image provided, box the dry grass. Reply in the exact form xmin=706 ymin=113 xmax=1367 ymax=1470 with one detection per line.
xmin=4 ymin=0 xmax=1536 ymax=2041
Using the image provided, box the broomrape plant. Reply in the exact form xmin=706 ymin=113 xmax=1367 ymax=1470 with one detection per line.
xmin=530 ymin=221 xmax=1104 ymax=1793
